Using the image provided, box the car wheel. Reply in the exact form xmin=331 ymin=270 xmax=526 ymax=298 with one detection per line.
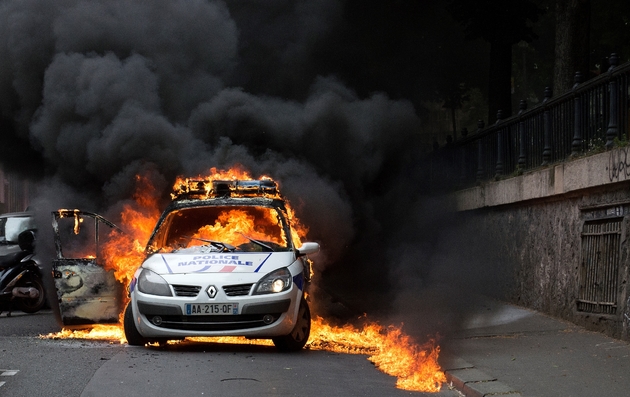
xmin=124 ymin=303 xmax=148 ymax=346
xmin=17 ymin=275 xmax=46 ymax=313
xmin=272 ymin=297 xmax=311 ymax=352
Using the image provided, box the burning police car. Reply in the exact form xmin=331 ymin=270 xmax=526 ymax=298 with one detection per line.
xmin=124 ymin=178 xmax=319 ymax=351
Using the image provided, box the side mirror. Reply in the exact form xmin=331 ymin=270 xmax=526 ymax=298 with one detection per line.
xmin=18 ymin=229 xmax=36 ymax=252
xmin=296 ymin=242 xmax=319 ymax=257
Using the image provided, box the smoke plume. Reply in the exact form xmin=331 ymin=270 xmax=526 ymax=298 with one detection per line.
xmin=0 ymin=0 xmax=495 ymax=335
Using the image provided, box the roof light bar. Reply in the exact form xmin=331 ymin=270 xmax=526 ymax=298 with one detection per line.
xmin=173 ymin=178 xmax=278 ymax=199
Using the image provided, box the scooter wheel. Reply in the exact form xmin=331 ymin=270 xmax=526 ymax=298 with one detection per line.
xmin=17 ymin=275 xmax=46 ymax=313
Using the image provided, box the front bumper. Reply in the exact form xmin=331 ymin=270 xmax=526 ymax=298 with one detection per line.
xmin=131 ymin=282 xmax=301 ymax=339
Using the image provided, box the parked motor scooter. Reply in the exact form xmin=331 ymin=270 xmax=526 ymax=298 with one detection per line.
xmin=0 ymin=229 xmax=46 ymax=315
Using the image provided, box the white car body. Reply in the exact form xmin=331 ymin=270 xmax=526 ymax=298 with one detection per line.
xmin=130 ymin=251 xmax=304 ymax=338
xmin=124 ymin=179 xmax=318 ymax=351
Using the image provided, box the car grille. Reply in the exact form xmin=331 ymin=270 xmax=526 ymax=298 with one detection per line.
xmin=223 ymin=283 xmax=253 ymax=296
xmin=171 ymin=284 xmax=252 ymax=297
xmin=152 ymin=314 xmax=281 ymax=331
xmin=172 ymin=285 xmax=201 ymax=297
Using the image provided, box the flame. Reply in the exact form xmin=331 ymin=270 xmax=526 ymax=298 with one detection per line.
xmin=42 ymin=166 xmax=446 ymax=393
xmin=308 ymin=317 xmax=446 ymax=392
xmin=101 ymin=174 xmax=162 ymax=286
xmin=57 ymin=208 xmax=85 ymax=235
xmin=46 ymin=312 xmax=127 ymax=344
xmin=184 ymin=165 xmax=272 ymax=186
xmin=190 ymin=208 xmax=286 ymax=248
xmin=42 ymin=315 xmax=445 ymax=392
xmin=171 ymin=166 xmax=272 ymax=200
xmin=286 ymin=205 xmax=309 ymax=248
xmin=45 ymin=324 xmax=126 ymax=344
xmin=170 ymin=316 xmax=446 ymax=392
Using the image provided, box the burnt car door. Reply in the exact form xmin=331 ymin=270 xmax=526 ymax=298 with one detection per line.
xmin=52 ymin=210 xmax=125 ymax=326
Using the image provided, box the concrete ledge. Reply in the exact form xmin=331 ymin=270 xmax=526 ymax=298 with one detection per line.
xmin=453 ymin=148 xmax=630 ymax=211
xmin=440 ymin=353 xmax=474 ymax=371
xmin=464 ymin=380 xmax=521 ymax=397
xmin=446 ymin=368 xmax=496 ymax=384
xmin=445 ymin=368 xmax=522 ymax=397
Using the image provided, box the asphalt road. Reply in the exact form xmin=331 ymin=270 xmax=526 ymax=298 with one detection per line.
xmin=0 ymin=309 xmax=123 ymax=397
xmin=0 ymin=309 xmax=463 ymax=397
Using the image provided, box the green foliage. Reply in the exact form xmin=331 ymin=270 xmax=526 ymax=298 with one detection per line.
xmin=512 ymin=165 xmax=524 ymax=177
xmin=459 ymin=88 xmax=488 ymax=132
xmin=614 ymin=135 xmax=629 ymax=147
xmin=587 ymin=136 xmax=606 ymax=153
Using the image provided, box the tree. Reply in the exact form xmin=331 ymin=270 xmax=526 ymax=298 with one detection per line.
xmin=553 ymin=0 xmax=591 ymax=95
xmin=589 ymin=0 xmax=630 ymax=70
xmin=442 ymin=83 xmax=470 ymax=142
xmin=447 ymin=0 xmax=544 ymax=123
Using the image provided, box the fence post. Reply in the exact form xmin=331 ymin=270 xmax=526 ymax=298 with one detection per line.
xmin=476 ymin=120 xmax=485 ymax=180
xmin=572 ymin=71 xmax=584 ymax=156
xmin=460 ymin=128 xmax=468 ymax=180
xmin=606 ymin=53 xmax=619 ymax=149
xmin=495 ymin=110 xmax=504 ymax=177
xmin=518 ymin=100 xmax=527 ymax=170
xmin=542 ymin=87 xmax=553 ymax=165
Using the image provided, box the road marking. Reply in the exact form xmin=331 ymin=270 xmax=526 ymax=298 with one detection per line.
xmin=0 ymin=370 xmax=18 ymax=389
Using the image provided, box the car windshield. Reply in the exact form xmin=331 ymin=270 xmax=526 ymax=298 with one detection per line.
xmin=148 ymin=205 xmax=290 ymax=253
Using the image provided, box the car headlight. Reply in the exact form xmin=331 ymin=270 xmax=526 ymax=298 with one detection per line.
xmin=137 ymin=268 xmax=172 ymax=296
xmin=254 ymin=268 xmax=292 ymax=294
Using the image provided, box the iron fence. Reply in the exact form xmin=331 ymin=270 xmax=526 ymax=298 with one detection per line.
xmin=438 ymin=53 xmax=630 ymax=189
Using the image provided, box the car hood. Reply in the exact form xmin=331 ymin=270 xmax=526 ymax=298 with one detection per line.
xmin=142 ymin=252 xmax=296 ymax=275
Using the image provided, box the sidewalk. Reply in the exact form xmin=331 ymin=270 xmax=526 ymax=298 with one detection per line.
xmin=438 ymin=299 xmax=630 ymax=397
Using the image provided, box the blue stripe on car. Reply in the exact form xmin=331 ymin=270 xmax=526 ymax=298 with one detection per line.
xmin=160 ymin=254 xmax=173 ymax=273
xmin=293 ymin=272 xmax=304 ymax=291
xmin=254 ymin=253 xmax=273 ymax=272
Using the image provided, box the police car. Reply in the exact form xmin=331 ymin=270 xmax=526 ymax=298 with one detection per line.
xmin=123 ymin=178 xmax=319 ymax=351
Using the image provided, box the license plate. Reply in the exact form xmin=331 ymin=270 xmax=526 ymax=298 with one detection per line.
xmin=185 ymin=303 xmax=239 ymax=315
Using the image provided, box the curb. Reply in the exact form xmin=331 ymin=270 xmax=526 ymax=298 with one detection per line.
xmin=441 ymin=354 xmax=522 ymax=397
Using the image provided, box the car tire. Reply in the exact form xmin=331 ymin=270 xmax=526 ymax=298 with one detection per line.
xmin=17 ymin=274 xmax=46 ymax=313
xmin=124 ymin=303 xmax=148 ymax=346
xmin=272 ymin=297 xmax=311 ymax=352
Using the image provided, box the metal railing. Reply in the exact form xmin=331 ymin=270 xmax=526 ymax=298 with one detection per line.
xmin=435 ymin=53 xmax=630 ymax=189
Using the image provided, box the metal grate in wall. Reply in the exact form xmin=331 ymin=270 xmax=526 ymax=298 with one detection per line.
xmin=577 ymin=219 xmax=622 ymax=315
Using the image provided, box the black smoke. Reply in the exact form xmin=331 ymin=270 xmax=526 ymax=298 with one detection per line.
xmin=0 ymin=0 xmax=497 ymax=336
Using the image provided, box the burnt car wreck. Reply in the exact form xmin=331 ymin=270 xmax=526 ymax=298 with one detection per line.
xmin=52 ymin=210 xmax=125 ymax=326
xmin=123 ymin=177 xmax=319 ymax=350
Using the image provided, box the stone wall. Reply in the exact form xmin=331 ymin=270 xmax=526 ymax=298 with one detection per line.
xmin=452 ymin=148 xmax=630 ymax=338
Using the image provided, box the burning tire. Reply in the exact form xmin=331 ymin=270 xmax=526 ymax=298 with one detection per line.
xmin=272 ymin=297 xmax=311 ymax=352
xmin=124 ymin=303 xmax=147 ymax=346
xmin=16 ymin=274 xmax=46 ymax=313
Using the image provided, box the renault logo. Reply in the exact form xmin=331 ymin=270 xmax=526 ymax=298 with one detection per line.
xmin=206 ymin=285 xmax=217 ymax=299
